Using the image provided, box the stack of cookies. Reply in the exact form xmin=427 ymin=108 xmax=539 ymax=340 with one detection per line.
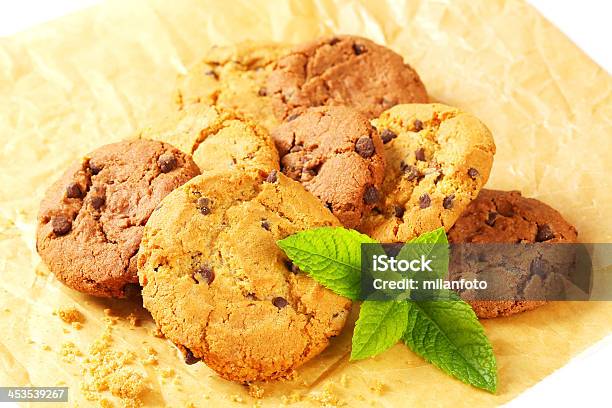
xmin=36 ymin=35 xmax=577 ymax=382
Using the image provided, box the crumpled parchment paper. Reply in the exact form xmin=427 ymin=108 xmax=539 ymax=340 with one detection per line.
xmin=0 ymin=0 xmax=611 ymax=406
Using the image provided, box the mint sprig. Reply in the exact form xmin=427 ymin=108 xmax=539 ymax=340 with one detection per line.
xmin=277 ymin=227 xmax=498 ymax=393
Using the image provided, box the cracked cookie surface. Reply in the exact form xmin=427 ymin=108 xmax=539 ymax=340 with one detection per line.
xmin=358 ymin=103 xmax=496 ymax=242
xmin=141 ymin=104 xmax=279 ymax=174
xmin=272 ymin=106 xmax=385 ymax=228
xmin=137 ymin=169 xmax=351 ymax=382
xmin=267 ymin=35 xmax=428 ymax=121
xmin=448 ymin=189 xmax=578 ymax=318
xmin=36 ymin=139 xmax=200 ymax=297
xmin=175 ymin=42 xmax=291 ymax=133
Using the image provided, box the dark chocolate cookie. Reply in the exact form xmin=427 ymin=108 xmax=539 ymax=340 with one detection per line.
xmin=448 ymin=189 xmax=578 ymax=318
xmin=272 ymin=106 xmax=385 ymax=228
xmin=267 ymin=35 xmax=428 ymax=121
xmin=36 ymin=139 xmax=200 ymax=297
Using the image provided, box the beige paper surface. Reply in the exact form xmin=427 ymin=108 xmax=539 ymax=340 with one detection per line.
xmin=0 ymin=0 xmax=611 ymax=406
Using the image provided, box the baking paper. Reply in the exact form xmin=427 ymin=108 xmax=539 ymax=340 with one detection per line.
xmin=0 ymin=0 xmax=611 ymax=406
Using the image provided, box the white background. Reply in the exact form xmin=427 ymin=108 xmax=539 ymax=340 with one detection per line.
xmin=0 ymin=1 xmax=610 ymax=407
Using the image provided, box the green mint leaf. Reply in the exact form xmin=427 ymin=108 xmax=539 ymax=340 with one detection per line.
xmin=402 ymin=296 xmax=498 ymax=392
xmin=350 ymin=300 xmax=409 ymax=360
xmin=276 ymin=227 xmax=376 ymax=300
xmin=397 ymin=227 xmax=449 ymax=300
xmin=397 ymin=227 xmax=449 ymax=279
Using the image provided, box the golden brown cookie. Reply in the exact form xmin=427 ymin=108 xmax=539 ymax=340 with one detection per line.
xmin=358 ymin=103 xmax=496 ymax=242
xmin=267 ymin=35 xmax=428 ymax=121
xmin=448 ymin=189 xmax=578 ymax=318
xmin=137 ymin=169 xmax=351 ymax=382
xmin=36 ymin=140 xmax=200 ymax=298
xmin=140 ymin=104 xmax=279 ymax=174
xmin=176 ymin=41 xmax=291 ymax=132
xmin=272 ymin=106 xmax=385 ymax=228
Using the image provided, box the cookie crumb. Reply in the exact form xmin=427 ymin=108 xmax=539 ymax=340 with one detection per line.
xmin=309 ymin=382 xmax=343 ymax=406
xmin=229 ymin=394 xmax=244 ymax=404
xmin=42 ymin=344 xmax=52 ymax=351
xmin=61 ymin=341 xmax=83 ymax=363
xmin=370 ymin=380 xmax=385 ymax=396
xmin=160 ymin=368 xmax=175 ymax=379
xmin=81 ymin=326 xmax=147 ymax=408
xmin=150 ymin=327 xmax=165 ymax=338
xmin=99 ymin=398 xmax=114 ymax=408
xmin=280 ymin=392 xmax=303 ymax=405
xmin=248 ymin=384 xmax=264 ymax=399
xmin=56 ymin=307 xmax=85 ymax=325
xmin=72 ymin=322 xmax=83 ymax=330
xmin=127 ymin=313 xmax=140 ymax=327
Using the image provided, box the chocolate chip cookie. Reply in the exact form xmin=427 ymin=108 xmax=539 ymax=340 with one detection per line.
xmin=36 ymin=140 xmax=200 ymax=298
xmin=267 ymin=35 xmax=428 ymax=121
xmin=176 ymin=41 xmax=291 ymax=132
xmin=358 ymin=103 xmax=496 ymax=242
xmin=140 ymin=104 xmax=279 ymax=173
xmin=448 ymin=189 xmax=578 ymax=318
xmin=138 ymin=169 xmax=351 ymax=382
xmin=272 ymin=106 xmax=385 ymax=228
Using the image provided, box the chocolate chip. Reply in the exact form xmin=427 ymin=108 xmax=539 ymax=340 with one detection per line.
xmin=261 ymin=219 xmax=271 ymax=231
xmin=467 ymin=168 xmax=479 ymax=179
xmin=66 ymin=182 xmax=83 ymax=199
xmin=355 ymin=137 xmax=375 ymax=158
xmin=184 ymin=348 xmax=200 ymax=365
xmin=443 ymin=194 xmax=455 ymax=209
xmin=204 ymin=70 xmax=218 ymax=80
xmin=284 ymin=260 xmax=300 ymax=274
xmin=265 ymin=170 xmax=278 ymax=183
xmin=380 ymin=129 xmax=397 ymax=144
xmin=51 ymin=216 xmax=71 ymax=236
xmin=89 ymin=161 xmax=103 ymax=175
xmin=415 ymin=148 xmax=426 ymax=161
xmin=289 ymin=145 xmax=303 ymax=153
xmin=485 ymin=212 xmax=497 ymax=226
xmin=194 ymin=264 xmax=215 ymax=285
xmin=419 ymin=194 xmax=431 ymax=209
xmin=352 ymin=43 xmax=366 ymax=55
xmin=196 ymin=197 xmax=211 ymax=215
xmin=258 ymin=87 xmax=267 ymax=96
xmin=413 ymin=119 xmax=423 ymax=131
xmin=393 ymin=206 xmax=405 ymax=218
xmin=91 ymin=196 xmax=105 ymax=210
xmin=363 ymin=186 xmax=380 ymax=205
xmin=272 ymin=297 xmax=288 ymax=309
xmin=536 ymin=224 xmax=554 ymax=242
xmin=158 ymin=153 xmax=177 ymax=173
xmin=325 ymin=202 xmax=333 ymax=212
xmin=400 ymin=162 xmax=420 ymax=181
xmin=329 ymin=37 xmax=340 ymax=45
xmin=496 ymin=201 xmax=514 ymax=217
xmin=286 ymin=113 xmax=300 ymax=122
